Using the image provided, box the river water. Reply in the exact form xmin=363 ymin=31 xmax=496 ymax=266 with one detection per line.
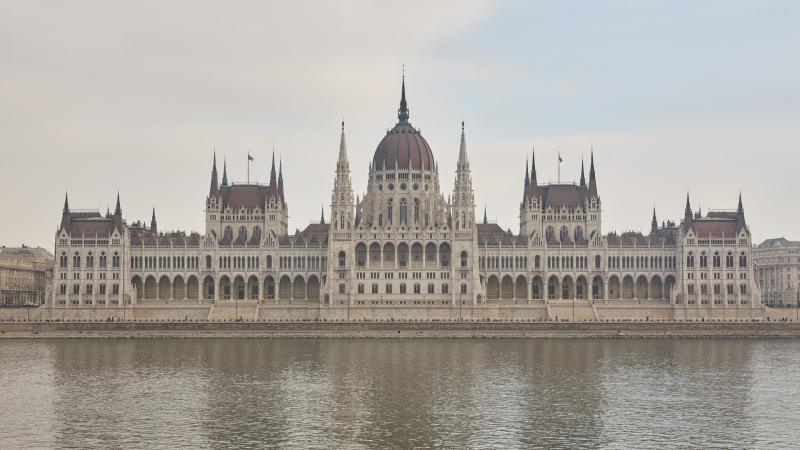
xmin=1 ymin=339 xmax=799 ymax=449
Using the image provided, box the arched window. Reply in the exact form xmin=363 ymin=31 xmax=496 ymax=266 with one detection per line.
xmin=387 ymin=199 xmax=393 ymax=224
xmin=713 ymin=252 xmax=721 ymax=268
xmin=534 ymin=255 xmax=541 ymax=269
xmin=460 ymin=251 xmax=468 ymax=267
xmin=205 ymin=255 xmax=212 ymax=269
xmin=595 ymin=254 xmax=601 ymax=269
xmin=726 ymin=252 xmax=734 ymax=268
xmin=399 ymin=199 xmax=407 ymax=225
xmin=338 ymin=251 xmax=346 ymax=267
xmin=560 ymin=225 xmax=569 ymax=242
xmin=252 ymin=226 xmax=262 ymax=242
xmin=687 ymin=252 xmax=694 ymax=268
xmin=739 ymin=252 xmax=748 ymax=268
xmin=414 ymin=199 xmax=420 ymax=224
xmin=700 ymin=252 xmax=708 ymax=268
xmin=574 ymin=226 xmax=584 ymax=241
xmin=60 ymin=252 xmax=67 ymax=268
xmin=267 ymin=255 xmax=273 ymax=268
xmin=238 ymin=226 xmax=248 ymax=242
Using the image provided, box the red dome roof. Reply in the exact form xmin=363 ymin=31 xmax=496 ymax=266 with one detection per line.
xmin=373 ymin=123 xmax=435 ymax=171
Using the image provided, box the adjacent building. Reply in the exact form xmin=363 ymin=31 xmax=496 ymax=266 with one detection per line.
xmin=50 ymin=78 xmax=762 ymax=313
xmin=0 ymin=246 xmax=54 ymax=307
xmin=754 ymin=238 xmax=800 ymax=307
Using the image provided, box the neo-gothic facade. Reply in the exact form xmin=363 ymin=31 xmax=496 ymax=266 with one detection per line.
xmin=51 ymin=79 xmax=761 ymax=311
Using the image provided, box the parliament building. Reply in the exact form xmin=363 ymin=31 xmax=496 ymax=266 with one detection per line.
xmin=51 ymin=79 xmax=762 ymax=315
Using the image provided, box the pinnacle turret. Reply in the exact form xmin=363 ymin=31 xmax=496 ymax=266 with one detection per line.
xmin=63 ymin=192 xmax=70 ymax=215
xmin=221 ymin=159 xmax=228 ymax=187
xmin=209 ymin=152 xmax=219 ymax=197
xmin=651 ymin=207 xmax=658 ymax=234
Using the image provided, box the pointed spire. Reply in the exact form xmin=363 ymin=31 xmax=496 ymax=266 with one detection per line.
xmin=269 ymin=151 xmax=277 ymax=185
xmin=397 ymin=66 xmax=409 ymax=123
xmin=458 ymin=121 xmax=468 ymax=163
xmin=651 ymin=207 xmax=658 ymax=234
xmin=525 ymin=156 xmax=530 ymax=185
xmin=114 ymin=192 xmax=122 ymax=216
xmin=278 ymin=158 xmax=284 ymax=198
xmin=338 ymin=121 xmax=348 ymax=163
xmin=685 ymin=193 xmax=692 ymax=219
xmin=106 ymin=205 xmax=110 ymax=217
xmin=209 ymin=151 xmax=219 ymax=197
xmin=587 ymin=149 xmax=598 ymax=198
xmin=63 ymin=192 xmax=70 ymax=215
xmin=150 ymin=207 xmax=157 ymax=234
xmin=526 ymin=145 xmax=540 ymax=199
xmin=221 ymin=159 xmax=228 ymax=187
xmin=483 ymin=206 xmax=488 ymax=224
xmin=737 ymin=192 xmax=744 ymax=214
xmin=320 ymin=205 xmax=325 ymax=224
xmin=580 ymin=158 xmax=586 ymax=187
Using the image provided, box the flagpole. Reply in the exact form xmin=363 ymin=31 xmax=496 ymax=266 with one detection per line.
xmin=247 ymin=154 xmax=250 ymax=184
xmin=557 ymin=152 xmax=561 ymax=184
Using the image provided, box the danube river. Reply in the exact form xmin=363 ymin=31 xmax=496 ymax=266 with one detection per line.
xmin=2 ymin=339 xmax=799 ymax=449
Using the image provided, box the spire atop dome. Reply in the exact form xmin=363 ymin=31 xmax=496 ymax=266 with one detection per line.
xmin=398 ymin=66 xmax=409 ymax=123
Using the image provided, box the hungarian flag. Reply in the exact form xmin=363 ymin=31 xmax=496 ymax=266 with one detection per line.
xmin=558 ymin=153 xmax=562 ymax=163
xmin=248 ymin=153 xmax=254 ymax=161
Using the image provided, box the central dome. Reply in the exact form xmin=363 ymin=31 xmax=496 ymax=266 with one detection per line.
xmin=372 ymin=77 xmax=435 ymax=172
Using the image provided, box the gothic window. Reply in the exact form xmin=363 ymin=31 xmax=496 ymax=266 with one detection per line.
xmin=238 ymin=226 xmax=248 ymax=242
xmin=60 ymin=252 xmax=67 ymax=268
xmin=356 ymin=243 xmax=367 ymax=267
xmin=400 ymin=283 xmax=407 ymax=294
xmin=99 ymin=253 xmax=107 ymax=268
xmin=73 ymin=253 xmax=81 ymax=268
xmin=739 ymin=252 xmax=748 ymax=268
xmin=399 ymin=199 xmax=407 ymax=225
xmin=223 ymin=226 xmax=233 ymax=242
xmin=726 ymin=252 xmax=734 ymax=268
xmin=414 ymin=199 xmax=420 ymax=224
xmin=338 ymin=251 xmax=346 ymax=267
xmin=595 ymin=255 xmax=601 ymax=269
xmin=414 ymin=283 xmax=421 ymax=294
xmin=560 ymin=225 xmax=569 ymax=242
xmin=371 ymin=283 xmax=379 ymax=294
xmin=112 ymin=252 xmax=120 ymax=268
xmin=713 ymin=252 xmax=721 ymax=268
xmin=460 ymin=251 xmax=468 ymax=267
xmin=687 ymin=252 xmax=695 ymax=268
xmin=206 ymin=255 xmax=212 ymax=269
xmin=574 ymin=226 xmax=584 ymax=241
xmin=339 ymin=283 xmax=346 ymax=294
xmin=460 ymin=283 xmax=467 ymax=294
xmin=427 ymin=283 xmax=434 ymax=294
xmin=387 ymin=199 xmax=393 ymax=225
xmin=442 ymin=283 xmax=449 ymax=294
xmin=700 ymin=252 xmax=708 ymax=268
xmin=535 ymin=255 xmax=541 ymax=269
xmin=252 ymin=226 xmax=262 ymax=242
xmin=267 ymin=255 xmax=273 ymax=268
xmin=545 ymin=226 xmax=555 ymax=242
xmin=385 ymin=284 xmax=392 ymax=294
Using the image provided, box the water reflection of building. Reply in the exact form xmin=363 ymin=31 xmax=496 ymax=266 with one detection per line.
xmin=49 ymin=76 xmax=762 ymax=314
xmin=0 ymin=245 xmax=53 ymax=306
xmin=754 ymin=238 xmax=800 ymax=307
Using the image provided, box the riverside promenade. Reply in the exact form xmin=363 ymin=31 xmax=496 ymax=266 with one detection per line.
xmin=3 ymin=318 xmax=800 ymax=339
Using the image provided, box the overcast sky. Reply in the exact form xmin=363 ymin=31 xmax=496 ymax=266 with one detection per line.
xmin=1 ymin=1 xmax=798 ymax=250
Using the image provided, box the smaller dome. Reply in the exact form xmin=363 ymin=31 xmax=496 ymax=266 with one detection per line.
xmin=373 ymin=123 xmax=435 ymax=171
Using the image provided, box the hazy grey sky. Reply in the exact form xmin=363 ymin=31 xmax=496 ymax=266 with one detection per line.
xmin=1 ymin=1 xmax=798 ymax=250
